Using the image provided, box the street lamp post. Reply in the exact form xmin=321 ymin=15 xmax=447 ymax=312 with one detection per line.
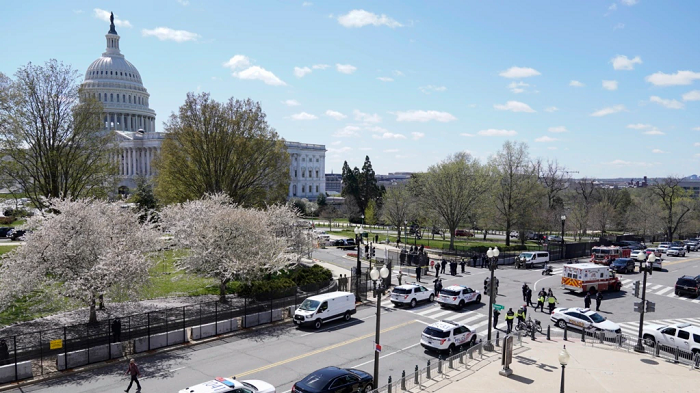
xmin=560 ymin=215 xmax=566 ymax=260
xmin=370 ymin=265 xmax=390 ymax=388
xmin=354 ymin=226 xmax=364 ymax=302
xmin=634 ymin=253 xmax=655 ymax=352
xmin=484 ymin=247 xmax=500 ymax=351
xmin=559 ymin=345 xmax=570 ymax=393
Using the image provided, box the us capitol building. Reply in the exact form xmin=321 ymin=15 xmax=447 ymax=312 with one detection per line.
xmin=81 ymin=14 xmax=325 ymax=200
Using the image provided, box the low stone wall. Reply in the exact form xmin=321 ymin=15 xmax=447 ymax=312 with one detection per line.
xmin=0 ymin=361 xmax=32 ymax=383
xmin=189 ymin=318 xmax=239 ymax=341
xmin=56 ymin=343 xmax=123 ymax=371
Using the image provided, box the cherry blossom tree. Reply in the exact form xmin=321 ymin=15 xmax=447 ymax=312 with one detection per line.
xmin=0 ymin=199 xmax=160 ymax=324
xmin=160 ymin=194 xmax=313 ymax=303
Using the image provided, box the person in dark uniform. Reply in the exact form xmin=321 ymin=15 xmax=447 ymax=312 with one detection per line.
xmin=595 ymin=292 xmax=603 ymax=311
xmin=112 ymin=318 xmax=122 ymax=343
xmin=526 ymin=287 xmax=534 ymax=307
xmin=505 ymin=308 xmax=515 ymax=333
xmin=522 ymin=283 xmax=529 ymax=303
xmin=460 ymin=259 xmax=466 ymax=273
xmin=493 ymin=308 xmax=500 ymax=329
xmin=415 ymin=265 xmax=422 ymax=283
xmin=434 ymin=278 xmax=443 ymax=295
xmin=472 ymin=254 xmax=478 ymax=267
xmin=440 ymin=259 xmax=447 ymax=274
xmin=450 ymin=261 xmax=457 ymax=276
xmin=584 ymin=292 xmax=591 ymax=309
xmin=0 ymin=339 xmax=9 ymax=362
xmin=434 ymin=260 xmax=440 ymax=277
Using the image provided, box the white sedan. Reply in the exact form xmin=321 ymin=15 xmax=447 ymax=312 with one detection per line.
xmin=550 ymin=307 xmax=622 ymax=338
xmin=179 ymin=377 xmax=276 ymax=393
xmin=666 ymin=247 xmax=686 ymax=257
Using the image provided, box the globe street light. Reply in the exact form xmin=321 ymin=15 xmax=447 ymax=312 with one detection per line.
xmin=559 ymin=345 xmax=570 ymax=393
xmin=370 ymin=265 xmax=390 ymax=387
xmin=354 ymin=225 xmax=363 ymax=301
xmin=634 ymin=252 xmax=655 ymax=352
xmin=484 ymin=246 xmax=500 ymax=351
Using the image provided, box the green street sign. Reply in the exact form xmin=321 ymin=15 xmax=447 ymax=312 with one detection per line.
xmin=493 ymin=304 xmax=504 ymax=311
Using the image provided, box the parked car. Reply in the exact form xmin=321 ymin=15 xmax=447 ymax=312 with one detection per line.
xmin=391 ymin=284 xmax=434 ymax=308
xmin=547 ymin=235 xmax=563 ymax=243
xmin=431 ymin=227 xmax=443 ymax=235
xmin=178 ymin=377 xmax=276 ymax=393
xmin=527 ymin=233 xmax=547 ymax=242
xmin=630 ymin=250 xmax=646 ymax=260
xmin=666 ymin=247 xmax=686 ymax=257
xmin=420 ymin=320 xmax=478 ymax=356
xmin=509 ymin=231 xmax=519 ymax=238
xmin=610 ymin=258 xmax=636 ymax=274
xmin=454 ymin=229 xmax=474 ymax=237
xmin=292 ymin=367 xmax=373 ymax=393
xmin=675 ymin=275 xmax=700 ymax=297
xmin=686 ymin=241 xmax=700 ymax=252
xmin=0 ymin=227 xmax=12 ymax=237
xmin=331 ymin=239 xmax=356 ymax=249
xmin=437 ymin=285 xmax=481 ymax=309
xmin=8 ymin=229 xmax=27 ymax=241
xmin=657 ymin=243 xmax=671 ymax=254
xmin=642 ymin=323 xmax=700 ymax=355
xmin=550 ymin=307 xmax=622 ymax=339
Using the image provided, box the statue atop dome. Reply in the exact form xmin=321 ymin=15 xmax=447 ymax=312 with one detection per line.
xmin=108 ymin=11 xmax=118 ymax=35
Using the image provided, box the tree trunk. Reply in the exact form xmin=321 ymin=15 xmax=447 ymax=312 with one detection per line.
xmin=219 ymin=279 xmax=229 ymax=304
xmin=88 ymin=296 xmax=98 ymax=325
xmin=482 ymin=230 xmax=487 ymax=241
xmin=505 ymin=223 xmax=511 ymax=247
xmin=98 ymin=294 xmax=105 ymax=310
xmin=449 ymin=228 xmax=455 ymax=250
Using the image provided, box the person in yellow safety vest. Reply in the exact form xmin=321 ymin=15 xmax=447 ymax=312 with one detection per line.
xmin=547 ymin=294 xmax=558 ymax=314
xmin=516 ymin=307 xmax=525 ymax=327
xmin=537 ymin=294 xmax=545 ymax=313
xmin=505 ymin=308 xmax=515 ymax=333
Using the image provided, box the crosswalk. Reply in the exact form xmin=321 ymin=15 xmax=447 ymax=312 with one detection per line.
xmin=380 ymin=298 xmax=490 ymax=332
xmin=617 ymin=317 xmax=700 ymax=337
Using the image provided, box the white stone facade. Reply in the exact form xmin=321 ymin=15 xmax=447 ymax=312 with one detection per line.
xmin=287 ymin=142 xmax=326 ymax=201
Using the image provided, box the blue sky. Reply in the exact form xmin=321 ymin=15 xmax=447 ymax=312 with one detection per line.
xmin=1 ymin=1 xmax=699 ymax=178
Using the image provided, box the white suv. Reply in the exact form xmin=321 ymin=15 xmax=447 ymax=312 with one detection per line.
xmin=420 ymin=320 xmax=478 ymax=355
xmin=643 ymin=323 xmax=700 ymax=355
xmin=390 ymin=284 xmax=434 ymax=308
xmin=437 ymin=285 xmax=481 ymax=309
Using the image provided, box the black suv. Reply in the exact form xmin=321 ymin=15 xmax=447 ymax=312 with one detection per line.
xmin=675 ymin=275 xmax=700 ymax=297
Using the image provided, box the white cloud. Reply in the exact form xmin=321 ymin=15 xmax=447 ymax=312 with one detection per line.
xmin=649 ymin=96 xmax=685 ymax=109
xmin=478 ymin=129 xmax=517 ymax=136
xmin=419 ymin=85 xmax=447 ymax=94
xmin=336 ymin=64 xmax=357 ymax=74
xmin=411 ymin=132 xmax=425 ymax=140
xmin=223 ymin=55 xmax=286 ymax=86
xmin=460 ymin=133 xmax=475 ymax=137
xmin=694 ymin=127 xmax=700 ymax=131
xmin=611 ymin=55 xmax=642 ymax=71
xmin=177 ymin=0 xmax=190 ymax=5
xmin=499 ymin=67 xmax=541 ymax=79
xmin=331 ymin=140 xmax=342 ymax=146
xmin=282 ymin=99 xmax=300 ymax=106
xmin=338 ymin=9 xmax=402 ymax=28
xmin=73 ymin=9 xmax=83 ymax=14
xmin=94 ymin=9 xmax=132 ymax=28
xmin=621 ymin=0 xmax=638 ymax=5
xmin=142 ymin=27 xmax=200 ymax=42
xmin=325 ymin=110 xmax=347 ymax=120
xmin=602 ymin=80 xmax=618 ymax=90
xmin=645 ymin=70 xmax=700 ymax=86
xmin=394 ymin=110 xmax=457 ymax=122
xmin=643 ymin=129 xmax=665 ymax=135
xmin=377 ymin=77 xmax=394 ymax=82
xmin=393 ymin=70 xmax=405 ymax=77
xmin=569 ymin=80 xmax=585 ymax=87
xmin=291 ymin=112 xmax=318 ymax=120
xmin=494 ymin=101 xmax=536 ymax=113
xmin=353 ymin=110 xmax=381 ymax=123
xmin=609 ymin=4 xmax=618 ymax=11
xmin=372 ymin=132 xmax=406 ymax=140
xmin=328 ymin=146 xmax=352 ymax=154
xmin=613 ymin=23 xmax=625 ymax=31
xmin=652 ymin=149 xmax=666 ymax=154
xmin=383 ymin=149 xmax=399 ymax=153
xmin=535 ymin=136 xmax=558 ymax=142
xmin=627 ymin=123 xmax=652 ymax=130
xmin=302 ymin=2 xmax=313 ymax=6
xmin=682 ymin=90 xmax=700 ymax=101
xmin=695 ymin=142 xmax=700 ymax=147
xmin=544 ymin=106 xmax=559 ymax=112
xmin=312 ymin=64 xmax=329 ymax=70
xmin=607 ymin=159 xmax=654 ymax=167
xmin=334 ymin=126 xmax=361 ymax=137
xmin=548 ymin=126 xmax=568 ymax=133
xmin=294 ymin=66 xmax=312 ymax=78
xmin=365 ymin=126 xmax=388 ymax=133
xmin=590 ymin=105 xmax=625 ymax=117
xmin=508 ymin=81 xmax=531 ymax=94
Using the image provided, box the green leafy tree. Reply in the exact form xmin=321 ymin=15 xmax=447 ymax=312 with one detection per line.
xmin=341 ymin=156 xmax=382 ymax=218
xmin=649 ymin=177 xmax=694 ymax=241
xmin=365 ymin=199 xmax=378 ymax=225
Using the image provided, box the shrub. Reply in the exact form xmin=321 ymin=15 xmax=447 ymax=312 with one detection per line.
xmin=0 ymin=217 xmax=15 ymax=225
xmin=235 ymin=278 xmax=297 ymax=298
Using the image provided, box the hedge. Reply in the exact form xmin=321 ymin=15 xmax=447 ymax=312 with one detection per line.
xmin=0 ymin=217 xmax=15 ymax=225
xmin=232 ymin=265 xmax=333 ymax=297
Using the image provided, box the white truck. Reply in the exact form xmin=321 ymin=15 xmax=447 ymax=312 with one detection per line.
xmin=561 ymin=263 xmax=622 ymax=293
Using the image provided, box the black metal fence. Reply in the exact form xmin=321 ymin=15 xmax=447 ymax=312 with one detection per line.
xmin=0 ymin=280 xmax=335 ymax=384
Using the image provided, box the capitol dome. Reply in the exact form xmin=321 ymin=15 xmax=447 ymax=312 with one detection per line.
xmin=80 ymin=14 xmax=156 ymax=133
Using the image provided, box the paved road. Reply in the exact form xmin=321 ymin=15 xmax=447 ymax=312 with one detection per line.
xmin=8 ymin=251 xmax=700 ymax=393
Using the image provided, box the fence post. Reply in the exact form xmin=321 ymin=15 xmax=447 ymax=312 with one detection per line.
xmin=63 ymin=326 xmax=67 ymax=367
xmin=581 ymin=328 xmax=585 ymax=343
xmin=459 ymin=351 xmax=464 ymax=364
xmin=86 ymin=324 xmax=90 ymax=365
xmin=387 ymin=376 xmax=392 ymax=393
xmin=244 ymin=297 xmax=247 ymax=327
xmin=531 ymin=326 xmax=536 ymax=341
xmin=215 ymin=301 xmax=219 ymax=334
xmin=270 ymin=295 xmax=273 ymax=323
xmin=128 ymin=316 xmax=131 ymax=341
xmin=438 ymin=358 xmax=442 ymax=374
xmin=654 ymin=344 xmax=660 ymax=357
xmin=108 ymin=318 xmax=111 ymax=360
xmin=496 ymin=331 xmax=500 ymax=347
xmin=165 ymin=309 xmax=169 ymax=347
xmin=564 ymin=324 xmax=568 ymax=341
xmin=148 ymin=312 xmax=151 ymax=351
xmin=13 ymin=336 xmax=17 ymax=382
xmin=426 ymin=360 xmax=431 ymax=379
xmin=674 ymin=346 xmax=680 ymax=363
xmin=694 ymin=353 xmax=700 ymax=369
xmin=547 ymin=325 xmax=551 ymax=340
xmin=183 ymin=307 xmax=186 ymax=343
xmin=39 ymin=330 xmax=43 ymax=376
xmin=414 ymin=365 xmax=419 ymax=385
xmin=598 ymin=332 xmax=604 ymax=344
xmin=401 ymin=370 xmax=406 ymax=390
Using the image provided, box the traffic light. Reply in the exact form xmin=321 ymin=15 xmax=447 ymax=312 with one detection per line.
xmin=633 ymin=281 xmax=640 ymax=298
xmin=646 ymin=301 xmax=655 ymax=313
xmin=371 ymin=247 xmax=376 ymax=257
xmin=633 ymin=302 xmax=642 ymax=313
xmin=485 ymin=281 xmax=491 ymax=295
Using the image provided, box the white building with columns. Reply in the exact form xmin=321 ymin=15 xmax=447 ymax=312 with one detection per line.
xmin=81 ymin=13 xmax=325 ymax=197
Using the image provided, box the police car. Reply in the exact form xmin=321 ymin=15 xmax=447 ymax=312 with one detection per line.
xmin=178 ymin=377 xmax=276 ymax=393
xmin=437 ymin=285 xmax=481 ymax=309
xmin=550 ymin=307 xmax=622 ymax=338
xmin=420 ymin=320 xmax=478 ymax=355
xmin=390 ymin=283 xmax=434 ymax=308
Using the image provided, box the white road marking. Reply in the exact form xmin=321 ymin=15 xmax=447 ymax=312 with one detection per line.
xmin=648 ymin=284 xmax=663 ymax=291
xmin=351 ymin=343 xmax=422 ymax=368
xmin=455 ymin=314 xmax=484 ymax=326
xmin=654 ymin=287 xmax=673 ymax=296
xmin=422 ymin=309 xmax=454 ymax=319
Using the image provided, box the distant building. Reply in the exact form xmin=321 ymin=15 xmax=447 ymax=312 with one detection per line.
xmin=678 ymin=179 xmax=700 ymax=198
xmin=325 ymin=173 xmax=342 ymax=194
xmin=376 ymin=172 xmax=413 ymax=188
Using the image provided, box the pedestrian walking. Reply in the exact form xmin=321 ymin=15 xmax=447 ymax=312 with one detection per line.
xmin=480 ymin=253 xmax=486 ymax=268
xmin=440 ymin=259 xmax=447 ymax=274
xmin=595 ymin=292 xmax=603 ymax=311
xmin=505 ymin=308 xmax=515 ymax=333
xmin=547 ymin=293 xmax=558 ymax=314
xmin=493 ymin=308 xmax=500 ymax=329
xmin=434 ymin=278 xmax=443 ymax=295
xmin=450 ymin=261 xmax=457 ymax=276
xmin=516 ymin=307 xmax=525 ymax=326
xmin=547 ymin=288 xmax=554 ymax=298
xmin=537 ymin=293 xmax=545 ymax=312
xmin=434 ymin=260 xmax=440 ymax=277
xmin=0 ymin=339 xmax=9 ymax=362
xmin=584 ymin=292 xmax=591 ymax=309
xmin=526 ymin=287 xmax=534 ymax=307
xmin=521 ymin=283 xmax=529 ymax=303
xmin=112 ymin=318 xmax=122 ymax=343
xmin=124 ymin=359 xmax=141 ymax=392
xmin=460 ymin=259 xmax=466 ymax=273
xmin=415 ymin=265 xmax=422 ymax=283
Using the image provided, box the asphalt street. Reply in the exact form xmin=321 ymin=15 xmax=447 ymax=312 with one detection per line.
xmin=6 ymin=251 xmax=700 ymax=393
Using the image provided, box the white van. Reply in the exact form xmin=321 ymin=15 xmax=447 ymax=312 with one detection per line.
xmin=517 ymin=251 xmax=550 ymax=268
xmin=293 ymin=291 xmax=356 ymax=329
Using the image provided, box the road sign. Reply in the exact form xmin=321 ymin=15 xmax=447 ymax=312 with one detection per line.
xmin=633 ymin=302 xmax=642 ymax=313
xmin=493 ymin=304 xmax=504 ymax=311
xmin=50 ymin=339 xmax=63 ymax=350
xmin=375 ymin=343 xmax=382 ymax=352
xmin=646 ymin=301 xmax=655 ymax=313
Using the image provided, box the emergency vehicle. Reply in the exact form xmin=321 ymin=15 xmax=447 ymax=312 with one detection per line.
xmin=437 ymin=285 xmax=481 ymax=309
xmin=178 ymin=377 xmax=276 ymax=393
xmin=561 ymin=263 xmax=622 ymax=293
xmin=390 ymin=283 xmax=434 ymax=308
xmin=590 ymin=246 xmax=630 ymax=265
xmin=420 ymin=320 xmax=478 ymax=355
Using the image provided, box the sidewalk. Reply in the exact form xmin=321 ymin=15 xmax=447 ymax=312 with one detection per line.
xmin=436 ymin=337 xmax=698 ymax=393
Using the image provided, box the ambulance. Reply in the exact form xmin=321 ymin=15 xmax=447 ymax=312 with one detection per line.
xmin=590 ymin=246 xmax=630 ymax=265
xmin=560 ymin=263 xmax=622 ymax=293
